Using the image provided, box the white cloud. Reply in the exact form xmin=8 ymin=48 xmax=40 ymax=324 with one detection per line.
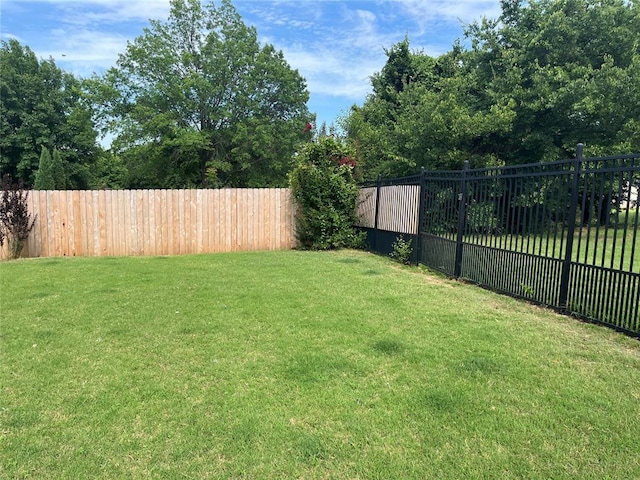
xmin=3 ymin=0 xmax=170 ymax=23
xmin=238 ymin=2 xmax=408 ymax=101
xmin=39 ymin=29 xmax=130 ymax=76
xmin=71 ymin=1 xmax=170 ymax=25
xmin=281 ymin=44 xmax=380 ymax=99
xmin=397 ymin=0 xmax=501 ymax=29
xmin=1 ymin=0 xmax=171 ymax=74
xmin=1 ymin=32 xmax=26 ymax=43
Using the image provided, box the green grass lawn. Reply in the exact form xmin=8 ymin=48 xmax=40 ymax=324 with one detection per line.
xmin=1 ymin=250 xmax=639 ymax=479
xmin=467 ymin=209 xmax=640 ymax=272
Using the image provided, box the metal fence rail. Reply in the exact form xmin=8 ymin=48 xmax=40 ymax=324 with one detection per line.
xmin=357 ymin=146 xmax=639 ymax=337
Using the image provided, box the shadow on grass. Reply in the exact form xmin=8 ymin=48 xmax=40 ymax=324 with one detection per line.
xmin=363 ymin=269 xmax=382 ymax=276
xmin=295 ymin=433 xmax=328 ymax=463
xmin=282 ymin=352 xmax=356 ymax=385
xmin=409 ymin=387 xmax=469 ymax=417
xmin=373 ymin=339 xmax=406 ymax=356
xmin=457 ymin=355 xmax=505 ymax=376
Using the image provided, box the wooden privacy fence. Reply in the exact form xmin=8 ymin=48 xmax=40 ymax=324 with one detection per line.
xmin=7 ymin=188 xmax=296 ymax=258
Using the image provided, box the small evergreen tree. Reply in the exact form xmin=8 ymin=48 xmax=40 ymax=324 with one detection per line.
xmin=51 ymin=148 xmax=67 ymax=189
xmin=34 ymin=147 xmax=67 ymax=190
xmin=34 ymin=146 xmax=55 ymax=190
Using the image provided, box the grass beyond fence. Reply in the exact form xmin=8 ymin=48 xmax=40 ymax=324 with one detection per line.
xmin=464 ymin=209 xmax=639 ymax=272
xmin=1 ymin=251 xmax=639 ymax=479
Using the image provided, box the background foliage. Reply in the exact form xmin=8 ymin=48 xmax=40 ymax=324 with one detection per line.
xmin=0 ymin=40 xmax=100 ymax=188
xmin=2 ymin=0 xmax=638 ymax=189
xmin=345 ymin=0 xmax=640 ymax=180
xmin=88 ymin=0 xmax=312 ymax=189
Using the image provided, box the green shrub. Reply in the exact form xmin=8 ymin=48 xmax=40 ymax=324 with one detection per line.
xmin=289 ymin=137 xmax=363 ymax=250
xmin=34 ymin=146 xmax=55 ymax=190
xmin=390 ymin=235 xmax=413 ymax=265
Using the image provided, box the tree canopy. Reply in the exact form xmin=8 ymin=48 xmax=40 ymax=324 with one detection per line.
xmin=5 ymin=0 xmax=637 ymax=188
xmin=0 ymin=39 xmax=100 ymax=188
xmin=345 ymin=0 xmax=640 ymax=180
xmin=90 ymin=0 xmax=312 ymax=188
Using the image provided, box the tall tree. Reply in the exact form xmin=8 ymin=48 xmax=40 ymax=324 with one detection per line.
xmin=466 ymin=0 xmax=640 ymax=161
xmin=371 ymin=37 xmax=417 ymax=103
xmin=90 ymin=0 xmax=312 ymax=188
xmin=0 ymin=39 xmax=100 ymax=187
xmin=51 ymin=148 xmax=67 ymax=189
xmin=346 ymin=41 xmax=515 ymax=179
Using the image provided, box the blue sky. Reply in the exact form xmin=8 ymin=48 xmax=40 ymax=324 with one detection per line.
xmin=1 ymin=0 xmax=501 ymax=129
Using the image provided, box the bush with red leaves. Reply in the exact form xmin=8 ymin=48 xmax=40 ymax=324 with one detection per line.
xmin=0 ymin=174 xmax=37 ymax=259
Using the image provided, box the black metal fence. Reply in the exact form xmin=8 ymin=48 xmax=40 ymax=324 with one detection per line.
xmin=356 ymin=145 xmax=639 ymax=337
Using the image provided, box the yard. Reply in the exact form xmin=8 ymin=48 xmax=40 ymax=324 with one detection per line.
xmin=1 ymin=250 xmax=639 ymax=479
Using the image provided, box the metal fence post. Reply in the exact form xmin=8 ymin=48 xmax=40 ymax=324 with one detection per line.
xmin=373 ymin=174 xmax=382 ymax=252
xmin=559 ymin=143 xmax=584 ymax=310
xmin=414 ymin=167 xmax=426 ymax=266
xmin=454 ymin=161 xmax=470 ymax=278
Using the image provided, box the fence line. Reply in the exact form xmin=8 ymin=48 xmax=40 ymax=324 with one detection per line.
xmin=357 ymin=148 xmax=640 ymax=337
xmin=4 ymin=188 xmax=295 ymax=259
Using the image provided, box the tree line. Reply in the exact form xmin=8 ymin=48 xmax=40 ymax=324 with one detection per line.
xmin=1 ymin=0 xmax=312 ymax=190
xmin=344 ymin=0 xmax=640 ymax=180
xmin=1 ymin=0 xmax=638 ymax=190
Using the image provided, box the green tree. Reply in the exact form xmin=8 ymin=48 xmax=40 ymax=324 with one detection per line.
xmin=34 ymin=147 xmax=67 ymax=190
xmin=90 ymin=0 xmax=312 ymax=188
xmin=50 ymin=148 xmax=67 ymax=189
xmin=0 ymin=39 xmax=100 ymax=187
xmin=464 ymin=0 xmax=640 ymax=161
xmin=90 ymin=152 xmax=129 ymax=190
xmin=346 ymin=40 xmax=515 ymax=179
xmin=371 ymin=37 xmax=417 ymax=104
xmin=34 ymin=147 xmax=54 ymax=190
